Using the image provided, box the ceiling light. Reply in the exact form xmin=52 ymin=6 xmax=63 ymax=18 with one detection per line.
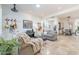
xmin=36 ymin=4 xmax=40 ymax=8
xmin=11 ymin=4 xmax=18 ymax=12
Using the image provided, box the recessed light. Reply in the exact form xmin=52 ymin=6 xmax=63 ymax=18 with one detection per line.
xmin=36 ymin=4 xmax=40 ymax=8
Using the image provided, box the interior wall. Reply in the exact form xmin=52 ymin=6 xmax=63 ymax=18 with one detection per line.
xmin=2 ymin=4 xmax=42 ymax=33
xmin=0 ymin=5 xmax=2 ymax=35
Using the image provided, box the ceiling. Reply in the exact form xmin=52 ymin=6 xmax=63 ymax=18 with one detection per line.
xmin=58 ymin=8 xmax=79 ymax=19
xmin=2 ymin=4 xmax=79 ymax=18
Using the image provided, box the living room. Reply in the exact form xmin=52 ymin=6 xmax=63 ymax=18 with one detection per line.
xmin=0 ymin=4 xmax=79 ymax=55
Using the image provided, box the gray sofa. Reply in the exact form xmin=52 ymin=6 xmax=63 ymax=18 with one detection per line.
xmin=41 ymin=30 xmax=57 ymax=41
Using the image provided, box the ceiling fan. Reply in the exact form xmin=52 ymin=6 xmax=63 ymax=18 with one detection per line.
xmin=11 ymin=4 xmax=18 ymax=12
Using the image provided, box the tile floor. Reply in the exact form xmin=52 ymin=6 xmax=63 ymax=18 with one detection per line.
xmin=38 ymin=35 xmax=79 ymax=55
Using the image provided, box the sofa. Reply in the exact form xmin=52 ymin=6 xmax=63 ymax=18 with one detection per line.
xmin=26 ymin=29 xmax=34 ymax=37
xmin=17 ymin=33 xmax=43 ymax=55
xmin=41 ymin=30 xmax=57 ymax=41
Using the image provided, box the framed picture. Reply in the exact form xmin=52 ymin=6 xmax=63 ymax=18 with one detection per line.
xmin=23 ymin=20 xmax=32 ymax=29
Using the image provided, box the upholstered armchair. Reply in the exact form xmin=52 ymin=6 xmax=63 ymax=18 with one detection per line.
xmin=17 ymin=33 xmax=43 ymax=55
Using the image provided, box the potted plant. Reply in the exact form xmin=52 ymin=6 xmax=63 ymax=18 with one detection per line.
xmin=0 ymin=37 xmax=19 ymax=55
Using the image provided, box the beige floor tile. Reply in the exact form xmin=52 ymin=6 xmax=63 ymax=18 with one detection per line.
xmin=38 ymin=35 xmax=79 ymax=55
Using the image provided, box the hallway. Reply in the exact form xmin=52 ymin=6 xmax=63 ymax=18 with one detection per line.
xmin=38 ymin=35 xmax=79 ymax=55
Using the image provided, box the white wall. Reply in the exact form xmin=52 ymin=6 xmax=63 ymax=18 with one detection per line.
xmin=2 ymin=4 xmax=42 ymax=33
xmin=0 ymin=5 xmax=2 ymax=35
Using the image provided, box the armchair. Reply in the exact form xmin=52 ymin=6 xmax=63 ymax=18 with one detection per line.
xmin=17 ymin=33 xmax=43 ymax=55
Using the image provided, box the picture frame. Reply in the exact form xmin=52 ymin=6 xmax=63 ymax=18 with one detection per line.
xmin=23 ymin=20 xmax=32 ymax=29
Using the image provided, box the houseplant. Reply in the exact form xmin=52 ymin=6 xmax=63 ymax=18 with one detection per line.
xmin=0 ymin=37 xmax=19 ymax=55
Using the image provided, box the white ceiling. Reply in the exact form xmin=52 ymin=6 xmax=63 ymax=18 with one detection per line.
xmin=58 ymin=7 xmax=79 ymax=18
xmin=2 ymin=4 xmax=79 ymax=18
